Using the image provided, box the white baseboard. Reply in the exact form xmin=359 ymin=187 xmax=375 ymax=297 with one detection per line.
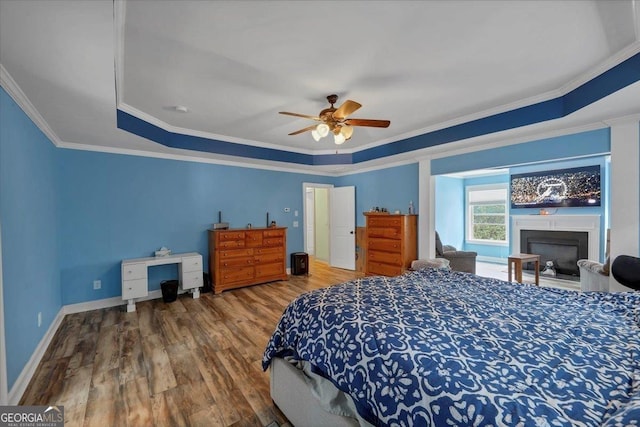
xmin=8 ymin=308 xmax=65 ymax=405
xmin=477 ymin=256 xmax=507 ymax=264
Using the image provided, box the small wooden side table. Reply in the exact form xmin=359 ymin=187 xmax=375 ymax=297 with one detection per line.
xmin=508 ymin=253 xmax=540 ymax=285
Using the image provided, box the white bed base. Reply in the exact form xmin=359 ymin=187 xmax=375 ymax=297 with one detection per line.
xmin=270 ymin=357 xmax=363 ymax=427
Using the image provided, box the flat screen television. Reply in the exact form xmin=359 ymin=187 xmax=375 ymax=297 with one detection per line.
xmin=510 ymin=165 xmax=601 ymax=209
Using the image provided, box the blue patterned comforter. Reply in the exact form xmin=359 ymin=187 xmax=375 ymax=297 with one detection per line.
xmin=262 ymin=268 xmax=640 ymax=426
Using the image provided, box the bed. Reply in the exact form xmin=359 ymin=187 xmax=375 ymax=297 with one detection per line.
xmin=262 ymin=268 xmax=640 ymax=426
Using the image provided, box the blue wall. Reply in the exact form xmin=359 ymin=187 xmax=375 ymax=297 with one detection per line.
xmin=335 ymin=163 xmax=419 ymax=227
xmin=0 ymin=89 xmax=62 ymax=389
xmin=431 ymin=128 xmax=610 ymax=175
xmin=434 ymin=176 xmax=465 ymax=249
xmin=57 ymin=149 xmax=334 ymax=305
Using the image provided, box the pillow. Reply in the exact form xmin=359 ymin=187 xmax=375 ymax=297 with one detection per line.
xmin=435 ymin=232 xmax=444 ymax=256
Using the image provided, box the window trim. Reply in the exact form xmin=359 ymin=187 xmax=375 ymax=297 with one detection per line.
xmin=466 ymin=183 xmax=509 ymax=246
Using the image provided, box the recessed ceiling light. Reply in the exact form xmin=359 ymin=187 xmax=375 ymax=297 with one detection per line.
xmin=173 ymin=105 xmax=189 ymax=113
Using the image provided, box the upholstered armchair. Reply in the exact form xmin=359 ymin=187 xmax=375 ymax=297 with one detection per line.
xmin=577 ymin=259 xmax=610 ymax=292
xmin=436 ymin=231 xmax=477 ymax=274
xmin=577 ymin=229 xmax=610 ymax=292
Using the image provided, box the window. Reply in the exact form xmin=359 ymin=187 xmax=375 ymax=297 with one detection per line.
xmin=466 ymin=184 xmax=508 ymax=244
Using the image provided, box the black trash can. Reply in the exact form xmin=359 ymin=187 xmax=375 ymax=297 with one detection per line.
xmin=291 ymin=252 xmax=309 ymax=275
xmin=160 ymin=279 xmax=179 ymax=303
xmin=201 ymin=272 xmax=212 ymax=293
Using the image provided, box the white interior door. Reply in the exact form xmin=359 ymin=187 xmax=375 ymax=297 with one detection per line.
xmin=330 ymin=186 xmax=356 ymax=270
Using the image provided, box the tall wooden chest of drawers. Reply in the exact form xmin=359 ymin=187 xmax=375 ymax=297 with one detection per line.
xmin=208 ymin=227 xmax=288 ymax=293
xmin=364 ymin=213 xmax=417 ymax=276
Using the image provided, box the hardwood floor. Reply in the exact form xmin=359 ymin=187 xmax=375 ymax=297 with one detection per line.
xmin=20 ymin=259 xmax=362 ymax=427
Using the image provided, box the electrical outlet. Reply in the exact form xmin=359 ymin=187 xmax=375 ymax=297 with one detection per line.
xmin=38 ymin=312 xmax=42 ymax=327
xmin=93 ymin=280 xmax=101 ymax=290
xmin=293 ymin=221 xmax=299 ymax=228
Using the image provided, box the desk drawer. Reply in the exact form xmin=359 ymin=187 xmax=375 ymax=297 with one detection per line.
xmin=122 ymin=263 xmax=147 ymax=280
xmin=122 ymin=278 xmax=148 ymax=299
xmin=181 ymin=255 xmax=202 ymax=273
xmin=181 ymin=271 xmax=203 ymax=290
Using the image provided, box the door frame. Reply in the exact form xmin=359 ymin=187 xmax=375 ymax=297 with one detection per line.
xmin=0 ymin=220 xmax=7 ymax=404
xmin=302 ymin=182 xmax=334 ymax=261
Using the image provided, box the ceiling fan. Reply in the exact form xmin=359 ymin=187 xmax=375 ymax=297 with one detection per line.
xmin=280 ymin=94 xmax=390 ymax=145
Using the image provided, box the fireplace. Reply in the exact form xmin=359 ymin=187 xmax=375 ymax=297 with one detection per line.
xmin=511 ymin=214 xmax=601 ymax=282
xmin=520 ymin=230 xmax=588 ymax=278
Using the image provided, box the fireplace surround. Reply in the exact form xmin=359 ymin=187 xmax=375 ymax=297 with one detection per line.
xmin=511 ymin=215 xmax=601 ymax=280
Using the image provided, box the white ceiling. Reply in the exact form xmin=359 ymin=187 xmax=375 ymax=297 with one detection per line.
xmin=1 ymin=0 xmax=639 ymax=174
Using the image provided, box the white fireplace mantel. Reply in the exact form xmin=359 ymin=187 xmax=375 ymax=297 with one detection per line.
xmin=511 ymin=215 xmax=601 ymax=261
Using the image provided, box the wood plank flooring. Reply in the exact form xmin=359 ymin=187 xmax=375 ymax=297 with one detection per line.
xmin=19 ymin=259 xmax=361 ymax=427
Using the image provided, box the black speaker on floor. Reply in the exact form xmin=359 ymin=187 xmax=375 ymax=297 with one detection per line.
xmin=291 ymin=252 xmax=309 ymax=275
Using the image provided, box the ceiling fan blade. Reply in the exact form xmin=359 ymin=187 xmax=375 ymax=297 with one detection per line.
xmin=333 ymin=100 xmax=362 ymax=120
xmin=279 ymin=111 xmax=321 ymax=121
xmin=288 ymin=124 xmax=318 ymax=136
xmin=344 ymin=118 xmax=390 ymax=128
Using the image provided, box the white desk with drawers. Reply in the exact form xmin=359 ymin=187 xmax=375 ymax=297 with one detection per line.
xmin=121 ymin=252 xmax=203 ymax=312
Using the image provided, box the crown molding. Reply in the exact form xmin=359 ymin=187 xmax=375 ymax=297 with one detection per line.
xmin=0 ymin=64 xmax=61 ymax=147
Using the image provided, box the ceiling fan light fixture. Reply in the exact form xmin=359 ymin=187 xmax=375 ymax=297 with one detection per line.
xmin=334 ymin=133 xmax=346 ymax=145
xmin=316 ymin=123 xmax=330 ymax=138
xmin=340 ymin=125 xmax=354 ymax=140
xmin=311 ymin=130 xmax=322 ymax=141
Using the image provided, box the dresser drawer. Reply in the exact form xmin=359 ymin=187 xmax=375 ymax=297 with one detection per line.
xmin=254 ymin=251 xmax=283 ymax=264
xmin=181 ymin=270 xmax=203 ymax=290
xmin=367 ymin=262 xmax=402 ymax=277
xmin=367 ymin=216 xmax=401 ymax=228
xmin=122 ymin=263 xmax=147 ymax=280
xmin=122 ymin=278 xmax=148 ymax=299
xmin=263 ymin=238 xmax=285 ymax=247
xmin=181 ymin=255 xmax=202 ymax=273
xmin=219 ymin=248 xmax=254 ymax=259
xmin=368 ymin=227 xmax=401 ymax=239
xmin=264 ymin=229 xmax=285 ymax=238
xmin=220 ymin=257 xmax=254 ymax=268
xmin=218 ymin=231 xmax=245 ymax=241
xmin=255 ymin=262 xmax=285 ymax=278
xmin=368 ymin=250 xmax=402 ymax=265
xmin=218 ymin=239 xmax=245 ymax=249
xmin=220 ymin=266 xmax=254 ymax=284
xmin=368 ymin=238 xmax=402 ymax=253
xmin=245 ymin=230 xmax=264 ymax=247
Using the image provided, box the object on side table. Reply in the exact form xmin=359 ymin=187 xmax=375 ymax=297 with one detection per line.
xmin=435 ymin=231 xmax=477 ymax=274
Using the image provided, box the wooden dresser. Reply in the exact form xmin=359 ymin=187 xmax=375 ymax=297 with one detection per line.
xmin=364 ymin=213 xmax=417 ymax=276
xmin=208 ymin=227 xmax=288 ymax=293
